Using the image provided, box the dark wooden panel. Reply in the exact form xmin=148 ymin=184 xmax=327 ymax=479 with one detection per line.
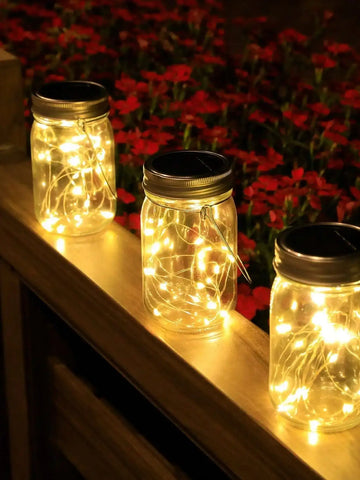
xmin=49 ymin=360 xmax=190 ymax=480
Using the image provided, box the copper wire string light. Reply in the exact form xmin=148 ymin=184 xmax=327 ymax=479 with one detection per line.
xmin=141 ymin=150 xmax=249 ymax=334
xmin=269 ymin=223 xmax=360 ymax=432
xmin=31 ymin=81 xmax=116 ymax=236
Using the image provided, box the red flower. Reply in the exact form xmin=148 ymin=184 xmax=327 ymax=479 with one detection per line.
xmin=350 ymin=186 xmax=360 ymax=200
xmin=164 ymin=64 xmax=192 ymax=83
xmin=195 ymin=54 xmax=226 ymax=66
xmin=283 ymin=107 xmax=308 ymax=129
xmin=252 ymin=287 xmax=271 ymax=309
xmin=113 ymin=96 xmax=141 ymax=115
xmin=324 ymin=41 xmax=351 ymax=55
xmin=311 ymin=53 xmax=337 ymax=69
xmin=131 ymin=138 xmax=159 ymax=156
xmin=309 ymin=195 xmax=322 ymax=210
xmin=248 ymin=110 xmax=267 ymax=123
xmin=238 ymin=232 xmax=256 ymax=251
xmin=117 ymin=188 xmax=136 ymax=204
xmin=291 ymin=167 xmax=304 ymax=181
xmin=114 ymin=214 xmax=127 ymax=227
xmin=251 ymin=201 xmax=269 ymax=216
xmin=323 ymin=130 xmax=349 ymax=146
xmin=236 ymin=285 xmax=271 ymax=320
xmin=248 ymin=42 xmax=277 ymax=62
xmin=115 ymin=74 xmax=148 ymax=96
xmin=320 ymin=120 xmax=347 ymax=133
xmin=254 ymin=175 xmax=279 ymax=191
xmin=179 ymin=113 xmax=207 ymax=129
xmin=341 ymin=89 xmax=360 ymax=108
xmin=185 ymin=90 xmax=220 ymax=114
xmin=128 ymin=213 xmax=141 ymax=232
xmin=308 ymin=102 xmax=330 ymax=116
xmin=201 ymin=126 xmax=229 ymax=146
xmin=267 ymin=209 xmax=284 ymax=229
xmin=258 ymin=148 xmax=283 ymax=171
xmin=278 ymin=28 xmax=307 ymax=44
xmin=236 ymin=285 xmax=257 ymax=320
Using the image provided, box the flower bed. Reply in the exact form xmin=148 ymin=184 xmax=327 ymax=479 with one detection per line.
xmin=1 ymin=0 xmax=359 ymax=329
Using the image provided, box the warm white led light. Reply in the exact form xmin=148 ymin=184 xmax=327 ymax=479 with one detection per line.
xmin=270 ymin=276 xmax=360 ymax=432
xmin=141 ymin=195 xmax=237 ymax=333
xmin=276 ymin=323 xmax=292 ymax=334
xmin=31 ymin=118 xmax=115 ymax=235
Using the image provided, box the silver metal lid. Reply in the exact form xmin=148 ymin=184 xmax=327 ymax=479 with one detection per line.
xmin=274 ymin=222 xmax=360 ymax=285
xmin=31 ymin=81 xmax=109 ymax=119
xmin=143 ymin=150 xmax=233 ymax=199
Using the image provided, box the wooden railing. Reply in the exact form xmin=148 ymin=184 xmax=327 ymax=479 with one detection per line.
xmin=1 ymin=49 xmax=359 ymax=480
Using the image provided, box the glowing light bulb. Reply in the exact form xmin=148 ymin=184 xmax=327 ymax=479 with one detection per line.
xmin=101 ymin=210 xmax=113 ymax=219
xmin=311 ymin=292 xmax=326 ymax=306
xmin=59 ymin=142 xmax=80 ymax=152
xmin=144 ymin=267 xmax=155 ymax=276
xmin=72 ymin=186 xmax=83 ymax=196
xmin=309 ymin=420 xmax=319 ymax=432
xmin=207 ymin=301 xmax=217 ymax=310
xmin=308 ymin=432 xmax=319 ymax=446
xmin=294 ymin=340 xmax=304 ymax=349
xmin=291 ymin=300 xmax=298 ymax=311
xmin=343 ymin=404 xmax=354 ymax=414
xmin=274 ymin=381 xmax=289 ymax=393
xmin=329 ymin=353 xmax=338 ymax=363
xmin=151 ymin=242 xmax=161 ymax=255
xmin=276 ymin=323 xmax=292 ymax=334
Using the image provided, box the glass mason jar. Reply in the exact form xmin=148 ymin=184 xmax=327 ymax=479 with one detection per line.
xmin=141 ymin=150 xmax=238 ymax=335
xmin=269 ymin=222 xmax=360 ymax=433
xmin=30 ymin=81 xmax=116 ymax=236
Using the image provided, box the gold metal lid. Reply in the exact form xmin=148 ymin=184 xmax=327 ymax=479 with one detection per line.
xmin=274 ymin=222 xmax=360 ymax=285
xmin=143 ymin=150 xmax=233 ymax=199
xmin=31 ymin=81 xmax=109 ymax=119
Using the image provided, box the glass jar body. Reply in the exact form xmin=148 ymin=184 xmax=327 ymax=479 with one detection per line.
xmin=30 ymin=113 xmax=116 ymax=235
xmin=141 ymin=191 xmax=237 ymax=334
xmin=269 ymin=274 xmax=360 ymax=432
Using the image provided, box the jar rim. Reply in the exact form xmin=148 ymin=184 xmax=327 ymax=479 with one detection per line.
xmin=31 ymin=81 xmax=109 ymax=119
xmin=143 ymin=150 xmax=233 ymax=199
xmin=274 ymin=222 xmax=360 ymax=285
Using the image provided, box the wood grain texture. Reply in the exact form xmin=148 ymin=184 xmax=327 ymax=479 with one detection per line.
xmin=49 ymin=360 xmax=190 ymax=480
xmin=0 ymin=50 xmax=26 ymax=151
xmin=1 ymin=153 xmax=359 ymax=479
xmin=0 ymin=260 xmax=31 ymax=480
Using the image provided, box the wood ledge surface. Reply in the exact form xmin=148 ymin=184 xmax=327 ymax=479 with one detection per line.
xmin=0 ymin=152 xmax=359 ymax=480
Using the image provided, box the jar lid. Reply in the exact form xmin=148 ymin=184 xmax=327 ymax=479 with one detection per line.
xmin=143 ymin=150 xmax=233 ymax=199
xmin=31 ymin=81 xmax=109 ymax=119
xmin=274 ymin=222 xmax=360 ymax=285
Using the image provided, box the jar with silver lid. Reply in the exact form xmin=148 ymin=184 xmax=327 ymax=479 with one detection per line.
xmin=30 ymin=81 xmax=116 ymax=235
xmin=141 ymin=150 xmax=248 ymax=335
xmin=269 ymin=222 xmax=360 ymax=432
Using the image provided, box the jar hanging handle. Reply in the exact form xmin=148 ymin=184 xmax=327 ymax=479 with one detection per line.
xmin=77 ymin=119 xmax=117 ymax=200
xmin=201 ymin=205 xmax=252 ymax=284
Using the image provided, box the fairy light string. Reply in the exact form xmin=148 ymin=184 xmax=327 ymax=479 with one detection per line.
xmin=33 ymin=116 xmax=116 ymax=234
xmin=142 ymin=198 xmax=246 ymax=331
xmin=270 ymin=281 xmax=360 ymax=432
